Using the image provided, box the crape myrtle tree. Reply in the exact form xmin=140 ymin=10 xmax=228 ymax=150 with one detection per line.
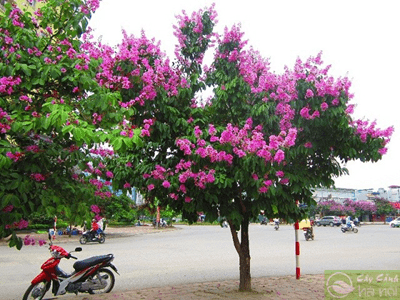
xmin=92 ymin=6 xmax=393 ymax=291
xmin=0 ymin=0 xmax=143 ymax=248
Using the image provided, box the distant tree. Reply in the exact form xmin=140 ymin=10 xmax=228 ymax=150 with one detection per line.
xmin=374 ymin=197 xmax=396 ymax=223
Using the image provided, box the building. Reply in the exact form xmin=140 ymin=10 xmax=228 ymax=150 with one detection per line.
xmin=313 ymin=187 xmax=356 ymax=203
xmin=313 ymin=186 xmax=400 ymax=203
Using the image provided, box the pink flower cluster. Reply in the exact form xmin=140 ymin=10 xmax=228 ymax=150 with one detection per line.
xmin=91 ymin=204 xmax=101 ymax=214
xmin=5 ymin=219 xmax=29 ymax=230
xmin=80 ymin=0 xmax=100 ymax=14
xmin=173 ymin=4 xmax=218 ymax=65
xmin=2 ymin=204 xmax=13 ymax=212
xmin=23 ymin=235 xmax=46 ymax=246
xmin=6 ymin=151 xmax=23 ymax=162
xmin=0 ymin=76 xmax=22 ymax=95
xmin=30 ymin=173 xmax=46 ymax=182
xmin=351 ymin=119 xmax=394 ymax=155
xmin=0 ymin=108 xmax=12 ymax=134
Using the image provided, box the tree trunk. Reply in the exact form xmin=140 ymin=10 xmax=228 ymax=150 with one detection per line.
xmin=228 ymin=216 xmax=252 ymax=292
xmin=239 ymin=216 xmax=251 ymax=291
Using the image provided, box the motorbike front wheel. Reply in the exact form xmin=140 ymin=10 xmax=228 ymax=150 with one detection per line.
xmin=23 ymin=281 xmax=49 ymax=300
xmin=88 ymin=268 xmax=115 ymax=294
xmin=353 ymin=228 xmax=359 ymax=233
xmin=99 ymin=234 xmax=105 ymax=243
xmin=341 ymin=228 xmax=346 ymax=233
xmin=80 ymin=236 xmax=88 ymax=244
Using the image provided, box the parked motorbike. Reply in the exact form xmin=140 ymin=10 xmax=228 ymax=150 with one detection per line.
xmin=260 ymin=217 xmax=268 ymax=225
xmin=80 ymin=231 xmax=105 ymax=244
xmin=303 ymin=227 xmax=314 ymax=241
xmin=23 ymin=238 xmax=119 ymax=299
xmin=341 ymin=222 xmax=358 ymax=233
xmin=152 ymin=218 xmax=167 ymax=228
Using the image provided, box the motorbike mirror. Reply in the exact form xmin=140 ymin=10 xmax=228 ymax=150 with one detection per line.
xmin=74 ymin=247 xmax=82 ymax=252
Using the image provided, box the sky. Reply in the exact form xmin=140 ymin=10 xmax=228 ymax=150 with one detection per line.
xmin=89 ymin=0 xmax=400 ymax=191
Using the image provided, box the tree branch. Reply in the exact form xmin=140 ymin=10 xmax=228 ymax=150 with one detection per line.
xmin=228 ymin=219 xmax=242 ymax=257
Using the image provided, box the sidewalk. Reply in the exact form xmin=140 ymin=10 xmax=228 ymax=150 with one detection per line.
xmin=74 ymin=274 xmax=325 ymax=300
xmin=2 ymin=225 xmax=326 ymax=299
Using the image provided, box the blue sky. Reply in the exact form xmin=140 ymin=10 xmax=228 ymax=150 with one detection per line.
xmin=89 ymin=0 xmax=400 ymax=191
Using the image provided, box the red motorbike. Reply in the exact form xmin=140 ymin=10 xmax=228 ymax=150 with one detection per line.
xmin=23 ymin=240 xmax=119 ymax=300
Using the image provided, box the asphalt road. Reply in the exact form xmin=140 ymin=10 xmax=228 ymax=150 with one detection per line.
xmin=1 ymin=224 xmax=399 ymax=300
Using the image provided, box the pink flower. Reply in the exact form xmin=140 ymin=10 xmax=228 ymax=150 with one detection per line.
xmin=304 ymin=142 xmax=313 ymax=148
xmin=280 ymin=178 xmax=289 ymax=184
xmin=345 ymin=104 xmax=354 ymax=114
xmin=276 ymin=171 xmax=284 ymax=178
xmin=162 ymin=180 xmax=171 ymax=188
xmin=274 ymin=150 xmax=285 ymax=164
xmin=264 ymin=180 xmax=273 ymax=187
xmin=106 ymin=171 xmax=113 ymax=178
xmin=208 ymin=124 xmax=217 ymax=135
xmin=147 ymin=184 xmax=155 ymax=191
xmin=91 ymin=205 xmax=101 ymax=214
xmin=123 ymin=182 xmax=131 ymax=189
xmin=305 ymin=89 xmax=314 ymax=98
xmin=61 ymin=68 xmax=66 ymax=73
xmin=126 ymin=162 xmax=132 ymax=167
xmin=184 ymin=196 xmax=192 ymax=203
xmin=252 ymin=174 xmax=258 ymax=180
xmin=179 ymin=184 xmax=187 ymax=193
xmin=320 ymin=102 xmax=329 ymax=111
xmin=378 ymin=148 xmax=387 ymax=155
xmin=2 ymin=205 xmax=13 ymax=212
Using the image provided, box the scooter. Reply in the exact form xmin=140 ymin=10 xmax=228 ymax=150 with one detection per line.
xmin=23 ymin=237 xmax=119 ymax=299
xmin=303 ymin=227 xmax=314 ymax=241
xmin=341 ymin=222 xmax=358 ymax=233
xmin=152 ymin=218 xmax=167 ymax=228
xmin=79 ymin=230 xmax=106 ymax=244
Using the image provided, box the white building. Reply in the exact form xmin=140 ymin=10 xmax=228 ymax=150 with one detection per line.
xmin=314 ymin=186 xmax=400 ymax=203
xmin=313 ymin=187 xmax=356 ymax=203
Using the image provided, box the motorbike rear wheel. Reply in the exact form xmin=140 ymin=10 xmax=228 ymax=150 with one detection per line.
xmin=341 ymin=228 xmax=346 ymax=233
xmin=353 ymin=228 xmax=358 ymax=233
xmin=88 ymin=268 xmax=115 ymax=294
xmin=23 ymin=281 xmax=49 ymax=300
xmin=80 ymin=236 xmax=88 ymax=244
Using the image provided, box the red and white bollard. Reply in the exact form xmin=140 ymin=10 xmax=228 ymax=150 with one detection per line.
xmin=294 ymin=200 xmax=300 ymax=279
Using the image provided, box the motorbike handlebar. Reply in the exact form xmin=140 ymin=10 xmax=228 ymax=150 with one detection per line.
xmin=68 ymin=254 xmax=78 ymax=260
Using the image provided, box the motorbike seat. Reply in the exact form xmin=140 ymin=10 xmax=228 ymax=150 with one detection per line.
xmin=73 ymin=254 xmax=113 ymax=271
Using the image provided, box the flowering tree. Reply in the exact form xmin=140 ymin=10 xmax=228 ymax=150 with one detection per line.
xmin=91 ymin=6 xmax=393 ymax=291
xmin=317 ymin=199 xmax=377 ymax=217
xmin=374 ymin=198 xmax=396 ymax=221
xmin=0 ymin=0 xmax=142 ymax=248
xmin=1 ymin=1 xmax=394 ymax=292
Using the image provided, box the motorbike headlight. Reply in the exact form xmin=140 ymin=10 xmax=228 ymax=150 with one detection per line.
xmin=51 ymin=250 xmax=61 ymax=258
